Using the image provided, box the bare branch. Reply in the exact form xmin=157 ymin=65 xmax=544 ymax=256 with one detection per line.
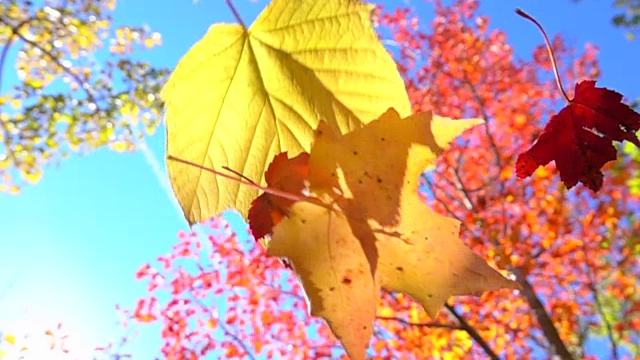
xmin=513 ymin=268 xmax=575 ymax=360
xmin=376 ymin=316 xmax=463 ymax=330
xmin=187 ymin=289 xmax=257 ymax=360
xmin=445 ymin=303 xmax=500 ymax=360
xmin=11 ymin=28 xmax=97 ymax=103
xmin=582 ymin=244 xmax=619 ymax=360
xmin=421 ymin=174 xmax=464 ymax=223
xmin=449 ymin=167 xmax=475 ymax=211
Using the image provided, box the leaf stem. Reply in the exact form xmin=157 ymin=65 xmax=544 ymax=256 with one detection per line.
xmin=222 ymin=165 xmax=258 ymax=185
xmin=166 ymin=155 xmax=330 ymax=209
xmin=225 ymin=0 xmax=247 ymax=30
xmin=515 ymin=8 xmax=570 ymax=103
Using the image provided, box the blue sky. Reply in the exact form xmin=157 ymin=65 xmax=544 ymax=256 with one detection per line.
xmin=0 ymin=0 xmax=638 ymax=358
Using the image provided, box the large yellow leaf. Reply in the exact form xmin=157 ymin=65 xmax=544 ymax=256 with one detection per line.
xmin=162 ymin=0 xmax=411 ymax=223
xmin=266 ymin=108 xmax=516 ymax=359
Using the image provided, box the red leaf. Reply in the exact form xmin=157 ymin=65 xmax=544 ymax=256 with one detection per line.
xmin=247 ymin=152 xmax=310 ymax=240
xmin=516 ymin=80 xmax=640 ymax=191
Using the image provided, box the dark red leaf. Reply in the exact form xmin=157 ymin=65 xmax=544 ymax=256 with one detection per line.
xmin=516 ymin=80 xmax=640 ymax=191
xmin=247 ymin=151 xmax=310 ymax=241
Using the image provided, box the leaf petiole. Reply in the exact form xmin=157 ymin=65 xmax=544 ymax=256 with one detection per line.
xmin=515 ymin=8 xmax=570 ymax=103
xmin=225 ymin=0 xmax=247 ymax=30
xmin=166 ymin=155 xmax=331 ymax=210
xmin=222 ymin=165 xmax=258 ymax=185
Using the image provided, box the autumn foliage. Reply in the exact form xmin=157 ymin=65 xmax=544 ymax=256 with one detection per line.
xmin=126 ymin=0 xmax=640 ymax=359
xmin=517 ymin=80 xmax=640 ymax=191
xmin=0 ymin=0 xmax=167 ymax=193
xmin=247 ymin=152 xmax=310 ymax=243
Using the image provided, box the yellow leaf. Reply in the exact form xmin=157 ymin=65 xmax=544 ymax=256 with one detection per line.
xmin=266 ymin=109 xmax=516 ymax=358
xmin=163 ymin=0 xmax=411 ymax=224
xmin=23 ymin=170 xmax=42 ymax=184
xmin=267 ymin=197 xmax=378 ymax=360
xmin=309 ymin=108 xmax=482 ymax=226
xmin=7 ymin=5 xmax=22 ymax=19
xmin=3 ymin=334 xmax=15 ymax=345
xmin=110 ymin=141 xmax=133 ymax=152
xmin=375 ymin=194 xmax=518 ymax=318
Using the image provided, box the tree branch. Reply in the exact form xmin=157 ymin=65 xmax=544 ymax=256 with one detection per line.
xmin=582 ymin=244 xmax=619 ymax=360
xmin=11 ymin=30 xmax=97 ymax=103
xmin=513 ymin=268 xmax=575 ymax=360
xmin=445 ymin=303 xmax=500 ymax=360
xmin=421 ymin=174 xmax=464 ymax=223
xmin=449 ymin=167 xmax=475 ymax=211
xmin=0 ymin=17 xmax=34 ymax=166
xmin=461 ymin=74 xmax=504 ymax=176
xmin=187 ymin=289 xmax=257 ymax=360
xmin=376 ymin=316 xmax=463 ymax=330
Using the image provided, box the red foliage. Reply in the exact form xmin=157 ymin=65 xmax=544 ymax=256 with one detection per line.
xmin=132 ymin=218 xmax=344 ymax=359
xmin=516 ymin=80 xmax=640 ymax=191
xmin=247 ymin=152 xmax=309 ymax=240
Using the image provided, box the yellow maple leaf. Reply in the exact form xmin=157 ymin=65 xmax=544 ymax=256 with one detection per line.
xmin=375 ymin=194 xmax=518 ymax=318
xmin=162 ymin=0 xmax=411 ymax=224
xmin=309 ymin=107 xmax=483 ymax=226
xmin=266 ymin=108 xmax=517 ymax=359
xmin=267 ymin=197 xmax=378 ymax=360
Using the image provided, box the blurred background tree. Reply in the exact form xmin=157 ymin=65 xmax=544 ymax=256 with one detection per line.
xmin=574 ymin=0 xmax=640 ymax=39
xmin=0 ymin=0 xmax=168 ymax=194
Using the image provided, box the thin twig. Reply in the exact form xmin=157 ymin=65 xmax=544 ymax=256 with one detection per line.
xmin=582 ymin=244 xmax=619 ymax=360
xmin=463 ymin=74 xmax=512 ymax=244
xmin=188 ymin=289 xmax=257 ymax=360
xmin=421 ymin=174 xmax=463 ymax=223
xmin=12 ymin=30 xmax=96 ymax=102
xmin=222 ymin=165 xmax=258 ymax=185
xmin=0 ymin=17 xmax=34 ymax=164
xmin=376 ymin=316 xmax=463 ymax=330
xmin=460 ymin=74 xmax=512 ymax=243
xmin=449 ymin=167 xmax=474 ymax=211
xmin=445 ymin=303 xmax=500 ymax=360
xmin=461 ymin=74 xmax=504 ymax=189
xmin=167 ymin=155 xmax=329 ymax=210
